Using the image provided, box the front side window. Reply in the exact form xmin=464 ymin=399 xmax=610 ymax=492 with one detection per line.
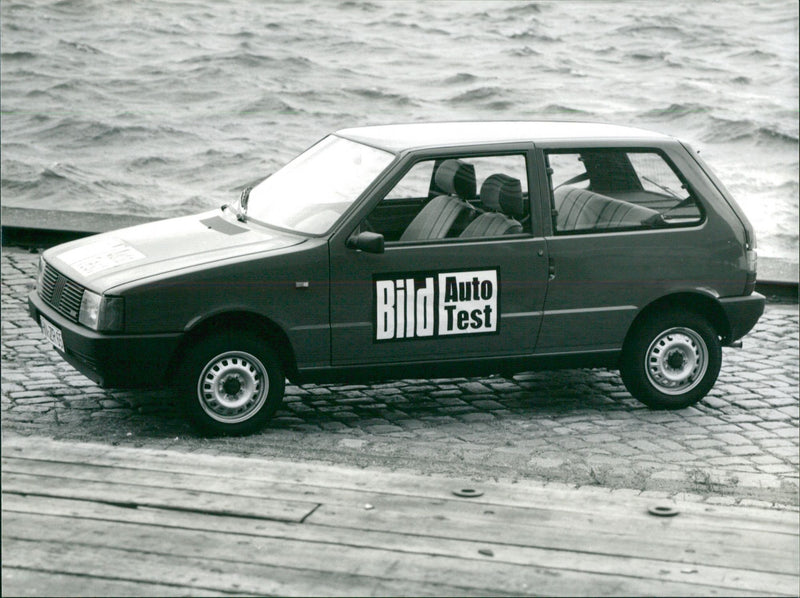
xmin=547 ymin=149 xmax=703 ymax=234
xmin=248 ymin=135 xmax=394 ymax=235
xmin=361 ymin=153 xmax=531 ymax=243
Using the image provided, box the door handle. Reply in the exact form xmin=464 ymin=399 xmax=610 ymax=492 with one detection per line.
xmin=548 ymin=258 xmax=556 ymax=280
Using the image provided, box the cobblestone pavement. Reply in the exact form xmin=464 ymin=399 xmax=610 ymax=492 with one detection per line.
xmin=3 ymin=247 xmax=798 ymax=507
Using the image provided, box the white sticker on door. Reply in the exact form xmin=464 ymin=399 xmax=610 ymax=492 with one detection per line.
xmin=374 ymin=269 xmax=498 ymax=342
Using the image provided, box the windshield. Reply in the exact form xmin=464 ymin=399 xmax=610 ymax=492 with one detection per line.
xmin=247 ymin=135 xmax=394 ymax=235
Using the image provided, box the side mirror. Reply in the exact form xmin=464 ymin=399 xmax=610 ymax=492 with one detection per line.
xmin=346 ymin=231 xmax=384 ymax=254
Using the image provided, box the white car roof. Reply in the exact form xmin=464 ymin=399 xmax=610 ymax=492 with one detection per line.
xmin=335 ymin=121 xmax=674 ymax=153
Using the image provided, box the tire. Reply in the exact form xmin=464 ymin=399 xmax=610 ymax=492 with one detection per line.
xmin=179 ymin=331 xmax=285 ymax=435
xmin=619 ymin=310 xmax=721 ymax=409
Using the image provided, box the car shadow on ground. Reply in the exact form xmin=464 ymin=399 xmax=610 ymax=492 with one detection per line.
xmin=26 ymin=368 xmax=645 ymax=442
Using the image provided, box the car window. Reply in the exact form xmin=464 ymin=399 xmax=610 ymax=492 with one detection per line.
xmin=547 ymin=149 xmax=703 ymax=234
xmin=385 ymin=161 xmax=434 ymax=200
xmin=361 ymin=154 xmax=531 ymax=243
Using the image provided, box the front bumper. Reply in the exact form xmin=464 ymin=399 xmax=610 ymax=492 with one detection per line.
xmin=28 ymin=290 xmax=183 ymax=388
xmin=719 ymin=292 xmax=766 ymax=345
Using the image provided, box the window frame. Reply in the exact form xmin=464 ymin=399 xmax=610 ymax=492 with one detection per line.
xmin=350 ymin=143 xmax=542 ymax=246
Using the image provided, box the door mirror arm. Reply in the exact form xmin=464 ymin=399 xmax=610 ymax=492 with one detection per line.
xmin=346 ymin=231 xmax=385 ymax=254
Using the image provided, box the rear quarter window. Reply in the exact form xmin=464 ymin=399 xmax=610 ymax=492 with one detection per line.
xmin=547 ymin=149 xmax=703 ymax=234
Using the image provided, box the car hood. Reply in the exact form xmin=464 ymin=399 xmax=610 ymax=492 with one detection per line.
xmin=44 ymin=210 xmax=305 ymax=292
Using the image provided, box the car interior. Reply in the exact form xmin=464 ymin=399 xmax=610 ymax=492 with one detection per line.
xmin=549 ymin=150 xmax=703 ymax=233
xmin=363 ymin=157 xmax=531 ymax=243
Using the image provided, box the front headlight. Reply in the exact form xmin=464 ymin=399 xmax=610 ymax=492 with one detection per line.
xmin=79 ymin=290 xmax=124 ymax=332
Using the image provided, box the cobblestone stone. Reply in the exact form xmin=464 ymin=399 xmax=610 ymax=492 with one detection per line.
xmin=2 ymin=247 xmax=798 ymax=506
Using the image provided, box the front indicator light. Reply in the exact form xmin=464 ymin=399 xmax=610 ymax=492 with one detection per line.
xmin=36 ymin=256 xmax=45 ymax=291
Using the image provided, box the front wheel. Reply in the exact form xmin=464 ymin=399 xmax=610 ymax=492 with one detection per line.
xmin=179 ymin=331 xmax=285 ymax=435
xmin=619 ymin=311 xmax=721 ymax=409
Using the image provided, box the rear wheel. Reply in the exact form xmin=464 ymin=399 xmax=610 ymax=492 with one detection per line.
xmin=620 ymin=310 xmax=721 ymax=409
xmin=179 ymin=331 xmax=284 ymax=435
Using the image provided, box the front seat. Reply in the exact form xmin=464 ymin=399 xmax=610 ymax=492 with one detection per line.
xmin=399 ymin=159 xmax=476 ymax=242
xmin=460 ymin=174 xmax=524 ymax=237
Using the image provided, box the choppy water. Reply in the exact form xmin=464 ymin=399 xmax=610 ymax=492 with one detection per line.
xmin=1 ymin=0 xmax=797 ymax=260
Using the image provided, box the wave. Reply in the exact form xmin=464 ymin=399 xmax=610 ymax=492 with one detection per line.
xmin=754 ymin=126 xmax=799 ymax=145
xmin=505 ymin=2 xmax=543 ymax=14
xmin=57 ymin=39 xmax=102 ymax=54
xmin=1 ymin=162 xmax=102 ymax=203
xmin=447 ymin=87 xmax=503 ymax=104
xmin=339 ymin=1 xmax=380 ymax=10
xmin=239 ymin=96 xmax=304 ymax=115
xmin=127 ymin=156 xmax=172 ymax=169
xmin=728 ymin=49 xmax=779 ymax=61
xmin=180 ymin=52 xmax=314 ymax=70
xmin=509 ymin=30 xmax=560 ymax=43
xmin=627 ymin=51 xmax=669 ymax=62
xmin=486 ymin=101 xmax=515 ymax=111
xmin=507 ymin=46 xmax=541 ymax=57
xmin=703 ymin=116 xmax=799 ymax=145
xmin=614 ymin=24 xmax=690 ymax=40
xmin=443 ymin=73 xmax=479 ymax=85
xmin=30 ymin=118 xmax=202 ymax=147
xmin=541 ymin=104 xmax=594 ymax=116
xmin=376 ymin=20 xmax=450 ymax=36
xmin=1 ymin=51 xmax=37 ymax=61
xmin=345 ymin=88 xmax=416 ymax=106
xmin=640 ymin=103 xmax=711 ymax=119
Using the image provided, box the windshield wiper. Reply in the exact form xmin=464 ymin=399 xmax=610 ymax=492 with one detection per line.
xmin=237 ymin=186 xmax=252 ymax=222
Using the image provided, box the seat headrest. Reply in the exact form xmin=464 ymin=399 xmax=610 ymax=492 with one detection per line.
xmin=434 ymin=159 xmax=476 ymax=199
xmin=480 ymin=174 xmax=524 ymax=218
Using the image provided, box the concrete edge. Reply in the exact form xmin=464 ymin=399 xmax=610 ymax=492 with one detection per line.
xmin=1 ymin=206 xmax=158 ymax=248
xmin=2 ymin=206 xmax=798 ymax=300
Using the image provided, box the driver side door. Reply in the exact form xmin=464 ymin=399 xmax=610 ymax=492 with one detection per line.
xmin=328 ymin=146 xmax=550 ymax=366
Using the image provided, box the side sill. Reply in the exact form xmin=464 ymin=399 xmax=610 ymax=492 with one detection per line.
xmin=293 ymin=350 xmax=621 ymax=385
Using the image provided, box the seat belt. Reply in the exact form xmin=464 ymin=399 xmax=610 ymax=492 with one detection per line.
xmin=555 ymin=172 xmax=590 ymax=189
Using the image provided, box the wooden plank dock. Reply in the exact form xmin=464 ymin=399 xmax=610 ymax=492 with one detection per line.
xmin=2 ymin=436 xmax=798 ymax=597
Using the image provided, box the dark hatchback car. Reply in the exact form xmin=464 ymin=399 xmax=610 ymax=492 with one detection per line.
xmin=29 ymin=121 xmax=765 ymax=433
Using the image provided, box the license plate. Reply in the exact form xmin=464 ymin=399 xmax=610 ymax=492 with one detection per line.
xmin=41 ymin=317 xmax=65 ymax=352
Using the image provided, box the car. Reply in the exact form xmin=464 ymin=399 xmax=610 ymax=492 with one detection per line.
xmin=29 ymin=121 xmax=765 ymax=434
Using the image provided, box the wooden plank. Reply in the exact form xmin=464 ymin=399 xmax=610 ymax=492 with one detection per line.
xmin=5 ymin=438 xmax=790 ymax=521
xmin=4 ymin=509 xmax=781 ymax=597
xmin=5 ymin=456 xmax=795 ymax=540
xmin=4 ymin=461 xmax=797 ymax=575
xmin=2 ymin=567 xmax=238 ymax=597
xmin=2 ymin=536 xmax=486 ymax=598
xmin=6 ymin=492 xmax=797 ymax=597
xmin=306 ymin=502 xmax=797 ymax=575
xmin=2 ymin=471 xmax=318 ymax=523
xmin=4 ymin=444 xmax=796 ymax=534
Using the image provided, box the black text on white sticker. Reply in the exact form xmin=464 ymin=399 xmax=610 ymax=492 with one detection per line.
xmin=374 ymin=269 xmax=498 ymax=341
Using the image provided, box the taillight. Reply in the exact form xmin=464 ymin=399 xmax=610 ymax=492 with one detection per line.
xmin=744 ymin=249 xmax=757 ymax=294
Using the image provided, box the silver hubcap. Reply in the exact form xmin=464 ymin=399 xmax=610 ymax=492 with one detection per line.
xmin=197 ymin=351 xmax=269 ymax=423
xmin=645 ymin=327 xmax=708 ymax=395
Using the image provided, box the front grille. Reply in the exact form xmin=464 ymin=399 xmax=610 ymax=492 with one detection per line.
xmin=40 ymin=263 xmax=85 ymax=322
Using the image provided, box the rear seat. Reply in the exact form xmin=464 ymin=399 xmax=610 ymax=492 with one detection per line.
xmin=553 ymin=186 xmax=660 ymax=232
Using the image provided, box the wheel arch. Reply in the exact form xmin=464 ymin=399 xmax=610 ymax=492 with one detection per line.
xmin=167 ymin=310 xmax=299 ymax=384
xmin=624 ymin=292 xmax=732 ymax=349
